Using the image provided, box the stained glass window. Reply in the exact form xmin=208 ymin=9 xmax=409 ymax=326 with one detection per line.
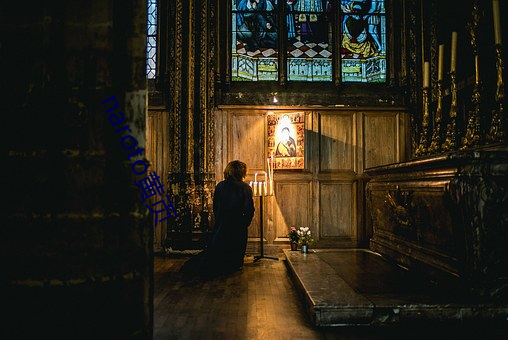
xmin=231 ymin=0 xmax=279 ymax=81
xmin=287 ymin=0 xmax=333 ymax=81
xmin=340 ymin=0 xmax=386 ymax=82
xmin=230 ymin=0 xmax=387 ymax=83
xmin=147 ymin=0 xmax=158 ymax=79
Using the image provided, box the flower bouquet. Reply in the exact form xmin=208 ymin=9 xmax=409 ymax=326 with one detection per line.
xmin=288 ymin=226 xmax=299 ymax=251
xmin=297 ymin=227 xmax=314 ymax=253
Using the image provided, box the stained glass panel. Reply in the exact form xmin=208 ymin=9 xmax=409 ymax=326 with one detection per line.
xmin=231 ymin=0 xmax=279 ymax=81
xmin=340 ymin=0 xmax=386 ymax=82
xmin=147 ymin=0 xmax=157 ymax=79
xmin=286 ymin=0 xmax=332 ymax=81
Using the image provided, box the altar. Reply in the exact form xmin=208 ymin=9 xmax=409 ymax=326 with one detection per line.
xmin=365 ymin=146 xmax=508 ymax=299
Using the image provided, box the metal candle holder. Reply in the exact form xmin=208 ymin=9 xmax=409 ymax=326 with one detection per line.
xmin=442 ymin=71 xmax=458 ymax=151
xmin=429 ymin=80 xmax=443 ymax=153
xmin=415 ymin=86 xmax=430 ymax=157
xmin=461 ymin=0 xmax=482 ymax=150
xmin=487 ymin=44 xmax=505 ymax=143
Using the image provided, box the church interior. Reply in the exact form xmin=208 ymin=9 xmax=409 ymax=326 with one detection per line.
xmin=2 ymin=0 xmax=508 ymax=338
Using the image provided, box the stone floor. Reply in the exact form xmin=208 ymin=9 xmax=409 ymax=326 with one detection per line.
xmin=154 ymin=249 xmax=508 ymax=339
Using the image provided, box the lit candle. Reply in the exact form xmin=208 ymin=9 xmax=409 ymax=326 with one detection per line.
xmin=267 ymin=158 xmax=271 ymax=181
xmin=438 ymin=44 xmax=444 ymax=81
xmin=263 ymin=181 xmax=267 ymax=195
xmin=270 ymin=155 xmax=274 ymax=195
xmin=450 ymin=32 xmax=457 ymax=72
xmin=254 ymin=172 xmax=258 ymax=182
xmin=258 ymin=181 xmax=262 ymax=196
xmin=423 ymin=61 xmax=430 ymax=88
xmin=493 ymin=0 xmax=502 ymax=45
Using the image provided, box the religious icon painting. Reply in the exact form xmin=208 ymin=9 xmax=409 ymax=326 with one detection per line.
xmin=267 ymin=112 xmax=304 ymax=170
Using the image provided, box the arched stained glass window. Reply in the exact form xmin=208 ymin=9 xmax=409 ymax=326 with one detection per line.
xmin=231 ymin=0 xmax=387 ymax=83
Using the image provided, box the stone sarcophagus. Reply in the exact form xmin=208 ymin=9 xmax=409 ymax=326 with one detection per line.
xmin=365 ymin=148 xmax=508 ymax=299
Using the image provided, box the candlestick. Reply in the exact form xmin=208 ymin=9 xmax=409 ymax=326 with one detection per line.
xmin=493 ymin=0 xmax=502 ymax=45
xmin=461 ymin=0 xmax=482 ymax=149
xmin=451 ymin=32 xmax=457 ymax=72
xmin=442 ymin=71 xmax=458 ymax=151
xmin=415 ymin=86 xmax=430 ymax=157
xmin=438 ymin=44 xmax=444 ymax=81
xmin=423 ymin=61 xmax=430 ymax=88
xmin=429 ymin=79 xmax=443 ymax=153
xmin=487 ymin=44 xmax=505 ymax=143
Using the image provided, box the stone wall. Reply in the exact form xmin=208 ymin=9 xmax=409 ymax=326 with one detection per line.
xmin=1 ymin=0 xmax=151 ymax=337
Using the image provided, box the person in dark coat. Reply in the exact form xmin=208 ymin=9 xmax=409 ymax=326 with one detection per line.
xmin=181 ymin=160 xmax=255 ymax=276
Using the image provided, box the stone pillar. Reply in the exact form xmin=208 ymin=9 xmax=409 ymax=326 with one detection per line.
xmin=163 ymin=0 xmax=216 ymax=251
xmin=2 ymin=0 xmax=151 ymax=337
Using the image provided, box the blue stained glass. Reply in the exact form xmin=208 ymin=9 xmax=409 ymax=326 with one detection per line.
xmin=340 ymin=0 xmax=386 ymax=82
xmin=147 ymin=0 xmax=158 ymax=79
xmin=231 ymin=0 xmax=279 ymax=81
xmin=286 ymin=0 xmax=332 ymax=81
xmin=229 ymin=0 xmax=388 ymax=83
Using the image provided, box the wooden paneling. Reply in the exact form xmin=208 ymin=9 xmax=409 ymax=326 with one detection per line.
xmin=320 ymin=113 xmax=355 ymax=172
xmin=319 ymin=183 xmax=354 ymax=238
xmin=363 ymin=114 xmax=397 ymax=169
xmin=146 ymin=109 xmax=170 ymax=252
xmin=274 ymin=182 xmax=311 ymax=238
xmin=230 ymin=112 xmax=265 ymax=171
xmin=217 ymin=107 xmax=408 ymax=247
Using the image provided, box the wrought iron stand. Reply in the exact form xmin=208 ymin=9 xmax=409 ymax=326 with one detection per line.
xmin=254 ymin=195 xmax=278 ymax=262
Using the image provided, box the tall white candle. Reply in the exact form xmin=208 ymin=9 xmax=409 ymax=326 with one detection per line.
xmin=253 ymin=181 xmax=258 ymax=196
xmin=423 ymin=61 xmax=430 ymax=88
xmin=270 ymin=155 xmax=274 ymax=195
xmin=254 ymin=172 xmax=258 ymax=182
xmin=438 ymin=44 xmax=444 ymax=81
xmin=267 ymin=158 xmax=271 ymax=182
xmin=450 ymin=32 xmax=457 ymax=72
xmin=493 ymin=0 xmax=502 ymax=45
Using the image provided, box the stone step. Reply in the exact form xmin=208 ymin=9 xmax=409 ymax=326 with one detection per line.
xmin=284 ymin=249 xmax=508 ymax=326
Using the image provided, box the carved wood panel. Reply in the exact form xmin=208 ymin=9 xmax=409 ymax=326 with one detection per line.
xmin=363 ymin=113 xmax=398 ymax=169
xmin=319 ymin=113 xmax=355 ymax=172
xmin=319 ymin=182 xmax=354 ymax=238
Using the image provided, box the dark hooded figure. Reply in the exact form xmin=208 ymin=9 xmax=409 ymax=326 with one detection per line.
xmin=181 ymin=160 xmax=255 ymax=276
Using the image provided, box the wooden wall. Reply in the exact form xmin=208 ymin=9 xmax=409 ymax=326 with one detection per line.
xmin=146 ymin=108 xmax=170 ymax=252
xmin=216 ymin=107 xmax=409 ymax=248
